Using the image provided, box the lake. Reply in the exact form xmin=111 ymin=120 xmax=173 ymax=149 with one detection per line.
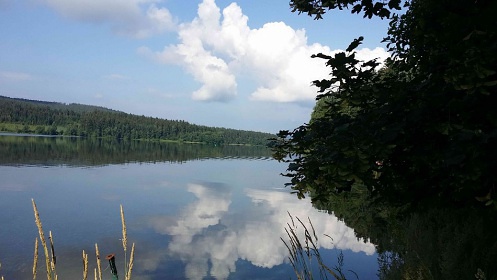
xmin=0 ymin=134 xmax=378 ymax=279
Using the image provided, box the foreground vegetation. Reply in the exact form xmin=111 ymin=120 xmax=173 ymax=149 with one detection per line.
xmin=0 ymin=95 xmax=274 ymax=146
xmin=25 ymin=200 xmax=133 ymax=280
xmin=274 ymin=0 xmax=497 ymax=279
xmin=282 ymin=213 xmax=354 ymax=280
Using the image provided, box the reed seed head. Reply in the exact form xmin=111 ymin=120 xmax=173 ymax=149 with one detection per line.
xmin=82 ymin=250 xmax=88 ymax=280
xmin=31 ymin=199 xmax=52 ymax=280
xmin=33 ymin=237 xmax=39 ymax=280
xmin=126 ymin=243 xmax=136 ymax=280
xmin=120 ymin=204 xmax=127 ymax=252
xmin=95 ymin=243 xmax=102 ymax=280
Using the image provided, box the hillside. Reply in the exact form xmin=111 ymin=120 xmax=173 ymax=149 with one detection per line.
xmin=0 ymin=95 xmax=275 ymax=145
xmin=0 ymin=95 xmax=118 ymax=113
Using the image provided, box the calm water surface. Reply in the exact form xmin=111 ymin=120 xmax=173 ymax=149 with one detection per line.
xmin=0 ymin=135 xmax=378 ymax=279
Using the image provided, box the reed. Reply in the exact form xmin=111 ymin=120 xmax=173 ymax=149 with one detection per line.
xmin=32 ymin=198 xmax=55 ymax=280
xmin=28 ymin=200 xmax=136 ymax=279
xmin=121 ymin=205 xmax=127 ymax=251
xmin=94 ymin=243 xmax=102 ymax=280
xmin=121 ymin=204 xmax=128 ymax=279
xmin=49 ymin=231 xmax=57 ymax=275
xmin=126 ymin=243 xmax=135 ymax=280
xmin=82 ymin=250 xmax=88 ymax=280
xmin=281 ymin=212 xmax=356 ymax=280
xmin=33 ymin=237 xmax=39 ymax=280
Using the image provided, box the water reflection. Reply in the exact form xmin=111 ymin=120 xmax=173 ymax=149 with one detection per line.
xmin=0 ymin=135 xmax=378 ymax=279
xmin=145 ymin=182 xmax=375 ymax=279
xmin=0 ymin=134 xmax=272 ymax=167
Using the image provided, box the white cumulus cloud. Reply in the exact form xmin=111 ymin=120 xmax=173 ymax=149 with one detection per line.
xmin=143 ymin=0 xmax=389 ymax=103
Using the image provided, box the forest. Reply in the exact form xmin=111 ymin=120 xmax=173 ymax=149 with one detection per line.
xmin=0 ymin=95 xmax=274 ymax=146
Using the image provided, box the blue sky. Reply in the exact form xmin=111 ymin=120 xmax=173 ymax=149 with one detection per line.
xmin=0 ymin=0 xmax=390 ymax=133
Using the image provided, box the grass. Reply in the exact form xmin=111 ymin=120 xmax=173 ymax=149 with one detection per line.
xmin=29 ymin=199 xmax=135 ymax=280
xmin=281 ymin=212 xmax=358 ymax=280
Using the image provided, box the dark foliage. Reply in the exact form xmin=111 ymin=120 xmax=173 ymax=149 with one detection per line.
xmin=272 ymin=0 xmax=497 ymax=209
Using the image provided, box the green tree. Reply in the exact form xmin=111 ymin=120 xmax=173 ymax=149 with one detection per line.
xmin=272 ymin=0 xmax=497 ymax=208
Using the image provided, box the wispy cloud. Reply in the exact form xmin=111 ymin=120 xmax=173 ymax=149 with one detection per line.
xmin=103 ymin=73 xmax=129 ymax=80
xmin=0 ymin=71 xmax=33 ymax=81
xmin=142 ymin=0 xmax=389 ymax=103
xmin=37 ymin=0 xmax=176 ymax=38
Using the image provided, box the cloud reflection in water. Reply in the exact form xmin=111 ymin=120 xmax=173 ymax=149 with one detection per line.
xmin=146 ymin=182 xmax=375 ymax=279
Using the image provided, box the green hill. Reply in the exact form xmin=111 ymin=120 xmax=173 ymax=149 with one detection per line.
xmin=0 ymin=95 xmax=275 ymax=145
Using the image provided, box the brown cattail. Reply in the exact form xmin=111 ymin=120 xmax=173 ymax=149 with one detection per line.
xmin=32 ymin=199 xmax=52 ymax=280
xmin=33 ymin=237 xmax=39 ymax=280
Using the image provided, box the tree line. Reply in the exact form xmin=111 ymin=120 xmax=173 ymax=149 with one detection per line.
xmin=0 ymin=95 xmax=274 ymax=145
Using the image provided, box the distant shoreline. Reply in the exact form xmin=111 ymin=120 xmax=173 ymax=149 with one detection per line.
xmin=0 ymin=132 xmax=79 ymax=138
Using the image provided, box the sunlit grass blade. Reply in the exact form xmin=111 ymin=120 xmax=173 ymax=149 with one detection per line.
xmin=126 ymin=243 xmax=135 ymax=280
xmin=33 ymin=237 xmax=39 ymax=280
xmin=82 ymin=250 xmax=88 ymax=280
xmin=95 ymin=243 xmax=102 ymax=280
xmin=32 ymin=199 xmax=53 ymax=280
xmin=282 ymin=213 xmax=353 ymax=280
xmin=49 ymin=231 xmax=57 ymax=276
xmin=120 ymin=204 xmax=128 ymax=278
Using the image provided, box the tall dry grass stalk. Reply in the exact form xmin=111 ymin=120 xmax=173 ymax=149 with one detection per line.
xmin=94 ymin=243 xmax=102 ymax=280
xmin=28 ymin=201 xmax=136 ymax=280
xmin=281 ymin=212 xmax=354 ymax=280
xmin=126 ymin=243 xmax=135 ymax=280
xmin=120 ymin=204 xmax=128 ymax=278
xmin=33 ymin=237 xmax=39 ymax=280
xmin=82 ymin=250 xmax=88 ymax=280
xmin=121 ymin=205 xmax=127 ymax=251
xmin=49 ymin=231 xmax=56 ymax=274
xmin=32 ymin=198 xmax=54 ymax=280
